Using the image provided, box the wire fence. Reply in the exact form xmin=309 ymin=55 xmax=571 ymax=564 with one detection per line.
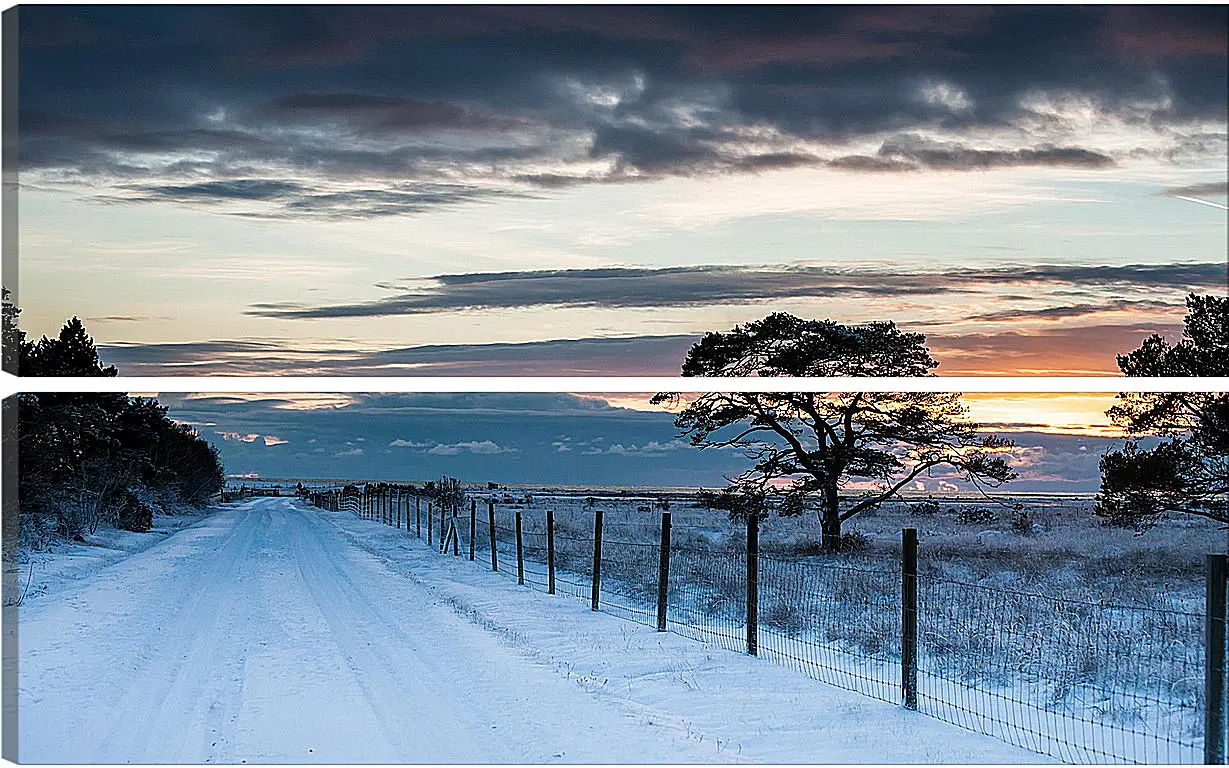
xmin=303 ymin=485 xmax=1228 ymax=765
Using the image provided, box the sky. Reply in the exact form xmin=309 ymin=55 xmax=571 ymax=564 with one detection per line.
xmin=163 ymin=391 xmax=1134 ymax=493
xmin=10 ymin=5 xmax=1228 ymax=377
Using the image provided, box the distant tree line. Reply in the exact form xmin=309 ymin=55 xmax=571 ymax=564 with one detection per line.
xmin=3 ymin=289 xmax=225 ymax=548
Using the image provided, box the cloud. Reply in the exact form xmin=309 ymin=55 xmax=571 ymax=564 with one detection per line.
xmin=260 ymin=92 xmax=530 ymax=135
xmin=129 ymin=179 xmax=303 ymax=202
xmin=215 ymin=431 xmax=287 ymax=446
xmin=388 ymin=437 xmax=517 ymax=454
xmin=834 ymin=136 xmax=1116 ymax=172
xmin=953 ymin=299 xmax=1184 ymax=324
xmin=389 ymin=439 xmax=433 ymax=448
xmin=246 ymin=262 xmax=1225 ymax=319
xmin=116 ymin=180 xmax=528 ymax=219
xmin=16 ymin=6 xmax=1226 ymax=218
xmin=99 ymin=335 xmax=700 ymax=376
xmin=427 ymin=440 xmax=517 ymax=456
xmin=582 ymin=439 xmax=690 ymax=456
xmin=1157 ymin=181 xmax=1229 ymax=198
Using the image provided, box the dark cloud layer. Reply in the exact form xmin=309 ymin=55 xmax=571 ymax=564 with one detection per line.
xmin=100 ymin=336 xmax=702 ymax=377
xmin=119 ymin=181 xmax=526 ymax=218
xmin=166 ymin=392 xmax=751 ymax=488
xmin=162 ymin=392 xmax=1121 ymax=492
xmin=1158 ymin=181 xmax=1229 ymax=198
xmin=246 ymin=262 xmax=1226 ymax=319
xmin=100 ymin=316 xmax=1182 ymax=378
xmin=14 ymin=5 xmax=1227 ymax=217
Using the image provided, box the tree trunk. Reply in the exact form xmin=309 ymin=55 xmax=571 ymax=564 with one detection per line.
xmin=819 ymin=485 xmax=842 ymax=552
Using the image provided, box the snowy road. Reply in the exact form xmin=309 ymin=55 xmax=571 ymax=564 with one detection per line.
xmin=16 ymin=497 xmax=1041 ymax=763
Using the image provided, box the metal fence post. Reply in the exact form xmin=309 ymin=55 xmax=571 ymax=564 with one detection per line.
xmin=1207 ymin=553 xmax=1228 ymax=765
xmin=515 ymin=510 xmax=525 ymax=585
xmin=902 ymin=527 xmax=919 ymax=710
xmin=546 ymin=509 xmax=556 ymax=595
xmin=591 ymin=509 xmax=604 ymax=611
xmin=746 ymin=514 xmax=758 ymax=656
xmin=657 ymin=511 xmax=672 ymax=632
xmin=488 ymin=500 xmax=498 ymax=572
xmin=470 ymin=499 xmax=477 ymax=561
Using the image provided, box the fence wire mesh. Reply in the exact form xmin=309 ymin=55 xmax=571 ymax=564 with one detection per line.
xmin=305 ymin=490 xmax=1223 ymax=766
xmin=757 ymin=553 xmax=901 ymax=703
xmin=917 ymin=578 xmax=1205 ymax=764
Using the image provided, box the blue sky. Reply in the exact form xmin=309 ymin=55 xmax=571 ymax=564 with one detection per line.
xmin=11 ymin=6 xmax=1227 ymax=377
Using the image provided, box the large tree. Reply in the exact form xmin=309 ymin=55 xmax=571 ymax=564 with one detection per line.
xmin=1096 ymin=294 xmax=1228 ymax=529
xmin=653 ymin=313 xmax=1016 ymax=551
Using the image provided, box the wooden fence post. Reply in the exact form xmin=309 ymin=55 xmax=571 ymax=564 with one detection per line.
xmin=746 ymin=514 xmax=758 ymax=656
xmin=452 ymin=509 xmax=460 ymax=556
xmin=427 ymin=502 xmax=433 ymax=546
xmin=1207 ymin=553 xmax=1227 ymax=765
xmin=440 ymin=504 xmax=446 ymax=548
xmin=488 ymin=500 xmax=498 ymax=571
xmin=902 ymin=527 xmax=919 ymax=710
xmin=515 ymin=510 xmax=525 ymax=585
xmin=469 ymin=499 xmax=477 ymax=561
xmin=415 ymin=495 xmax=421 ymax=537
xmin=657 ymin=511 xmax=672 ymax=632
xmin=546 ymin=509 xmax=556 ymax=595
xmin=591 ymin=509 xmax=604 ymax=611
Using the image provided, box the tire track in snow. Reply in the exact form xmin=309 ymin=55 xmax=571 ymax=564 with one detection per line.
xmin=285 ymin=507 xmax=494 ymax=762
xmin=84 ymin=502 xmax=264 ymax=762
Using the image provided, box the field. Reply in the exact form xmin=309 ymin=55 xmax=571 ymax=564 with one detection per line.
xmin=407 ymin=485 xmax=1220 ymax=605
xmin=300 ymin=481 xmax=1224 ymax=764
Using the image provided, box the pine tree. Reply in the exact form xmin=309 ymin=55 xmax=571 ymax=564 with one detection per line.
xmin=27 ymin=317 xmax=118 ymax=377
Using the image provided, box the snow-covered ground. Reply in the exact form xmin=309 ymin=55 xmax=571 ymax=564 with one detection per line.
xmin=15 ymin=496 xmax=1042 ymax=763
xmin=8 ymin=512 xmax=210 ymax=606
